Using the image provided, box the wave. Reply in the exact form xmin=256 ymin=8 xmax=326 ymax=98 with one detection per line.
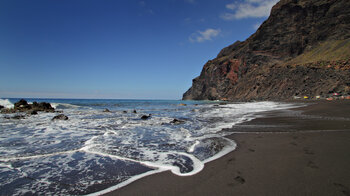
xmin=50 ymin=102 xmax=82 ymax=109
xmin=0 ymin=100 xmax=301 ymax=195
xmin=0 ymin=98 xmax=14 ymax=109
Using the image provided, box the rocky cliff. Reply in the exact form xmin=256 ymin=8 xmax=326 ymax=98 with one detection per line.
xmin=183 ymin=0 xmax=350 ymax=101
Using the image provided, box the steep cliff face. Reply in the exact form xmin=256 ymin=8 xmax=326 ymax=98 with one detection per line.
xmin=183 ymin=0 xmax=350 ymax=101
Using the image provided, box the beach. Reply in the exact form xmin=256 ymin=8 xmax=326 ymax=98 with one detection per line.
xmin=105 ymin=100 xmax=350 ymax=196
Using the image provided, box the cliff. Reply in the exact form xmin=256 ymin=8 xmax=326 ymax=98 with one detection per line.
xmin=183 ymin=0 xmax=350 ymax=101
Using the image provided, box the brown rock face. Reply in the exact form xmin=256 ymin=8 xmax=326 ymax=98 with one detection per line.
xmin=183 ymin=0 xmax=350 ymax=101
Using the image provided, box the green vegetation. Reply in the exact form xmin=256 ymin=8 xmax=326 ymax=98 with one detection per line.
xmin=288 ymin=39 xmax=350 ymax=65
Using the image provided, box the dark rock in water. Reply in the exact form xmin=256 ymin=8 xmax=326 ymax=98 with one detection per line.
xmin=103 ymin=109 xmax=111 ymax=112
xmin=0 ymin=105 xmax=4 ymax=109
xmin=133 ymin=110 xmax=137 ymax=113
xmin=170 ymin=119 xmax=186 ymax=125
xmin=141 ymin=114 xmax=151 ymax=120
xmin=52 ymin=114 xmax=68 ymax=121
xmin=27 ymin=110 xmax=38 ymax=115
xmin=32 ymin=102 xmax=55 ymax=112
xmin=14 ymin=99 xmax=30 ymax=110
xmin=14 ymin=115 xmax=25 ymax=119
xmin=12 ymin=99 xmax=55 ymax=112
xmin=123 ymin=110 xmax=127 ymax=113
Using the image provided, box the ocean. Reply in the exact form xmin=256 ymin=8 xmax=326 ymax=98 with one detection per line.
xmin=0 ymin=98 xmax=297 ymax=195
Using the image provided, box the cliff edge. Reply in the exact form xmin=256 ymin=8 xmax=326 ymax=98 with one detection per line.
xmin=183 ymin=0 xmax=350 ymax=101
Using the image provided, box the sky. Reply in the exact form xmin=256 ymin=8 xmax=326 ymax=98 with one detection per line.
xmin=0 ymin=0 xmax=278 ymax=99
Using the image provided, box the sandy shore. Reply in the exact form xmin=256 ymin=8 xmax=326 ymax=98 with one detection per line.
xmin=104 ymin=100 xmax=350 ymax=196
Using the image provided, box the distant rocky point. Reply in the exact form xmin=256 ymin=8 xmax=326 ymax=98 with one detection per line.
xmin=183 ymin=0 xmax=350 ymax=101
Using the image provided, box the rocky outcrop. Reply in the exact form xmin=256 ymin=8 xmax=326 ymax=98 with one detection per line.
xmin=1 ymin=99 xmax=55 ymax=113
xmin=103 ymin=108 xmax=111 ymax=112
xmin=141 ymin=114 xmax=152 ymax=120
xmin=170 ymin=118 xmax=186 ymax=125
xmin=183 ymin=0 xmax=350 ymax=101
xmin=14 ymin=99 xmax=31 ymax=110
xmin=31 ymin=101 xmax=55 ymax=112
xmin=52 ymin=114 xmax=69 ymax=121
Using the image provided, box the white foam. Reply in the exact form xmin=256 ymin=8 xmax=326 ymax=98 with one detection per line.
xmin=187 ymin=140 xmax=200 ymax=153
xmin=0 ymin=98 xmax=14 ymax=109
xmin=142 ymin=152 xmax=205 ymax=176
xmin=203 ymin=137 xmax=237 ymax=164
xmin=0 ymin=100 xmax=301 ymax=195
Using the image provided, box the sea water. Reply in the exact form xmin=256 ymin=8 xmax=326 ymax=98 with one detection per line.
xmin=0 ymin=98 xmax=297 ymax=195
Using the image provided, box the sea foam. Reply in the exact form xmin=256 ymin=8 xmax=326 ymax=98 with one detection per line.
xmin=0 ymin=98 xmax=14 ymax=109
xmin=0 ymin=99 xmax=300 ymax=195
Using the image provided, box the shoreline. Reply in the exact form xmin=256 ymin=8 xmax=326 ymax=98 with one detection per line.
xmin=103 ymin=100 xmax=350 ymax=196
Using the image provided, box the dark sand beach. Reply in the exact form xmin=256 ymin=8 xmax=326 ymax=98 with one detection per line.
xmin=105 ymin=101 xmax=350 ymax=196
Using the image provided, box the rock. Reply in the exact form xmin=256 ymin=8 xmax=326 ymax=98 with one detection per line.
xmin=123 ymin=111 xmax=127 ymax=113
xmin=0 ymin=105 xmax=4 ymax=110
xmin=183 ymin=0 xmax=350 ymax=101
xmin=103 ymin=109 xmax=111 ymax=112
xmin=141 ymin=114 xmax=151 ymax=120
xmin=170 ymin=118 xmax=185 ymax=125
xmin=133 ymin=110 xmax=137 ymax=113
xmin=13 ymin=99 xmax=55 ymax=112
xmin=14 ymin=99 xmax=30 ymax=110
xmin=52 ymin=114 xmax=68 ymax=121
xmin=31 ymin=102 xmax=55 ymax=112
xmin=178 ymin=103 xmax=187 ymax=106
xmin=27 ymin=110 xmax=38 ymax=115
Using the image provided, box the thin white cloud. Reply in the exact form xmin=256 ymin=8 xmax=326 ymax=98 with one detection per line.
xmin=221 ymin=0 xmax=279 ymax=20
xmin=226 ymin=3 xmax=236 ymax=10
xmin=189 ymin=28 xmax=221 ymax=43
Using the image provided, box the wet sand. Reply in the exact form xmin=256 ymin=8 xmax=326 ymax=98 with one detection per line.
xmin=104 ymin=100 xmax=350 ymax=196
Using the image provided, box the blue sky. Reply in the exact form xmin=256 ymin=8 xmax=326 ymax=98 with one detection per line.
xmin=0 ymin=0 xmax=278 ymax=99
